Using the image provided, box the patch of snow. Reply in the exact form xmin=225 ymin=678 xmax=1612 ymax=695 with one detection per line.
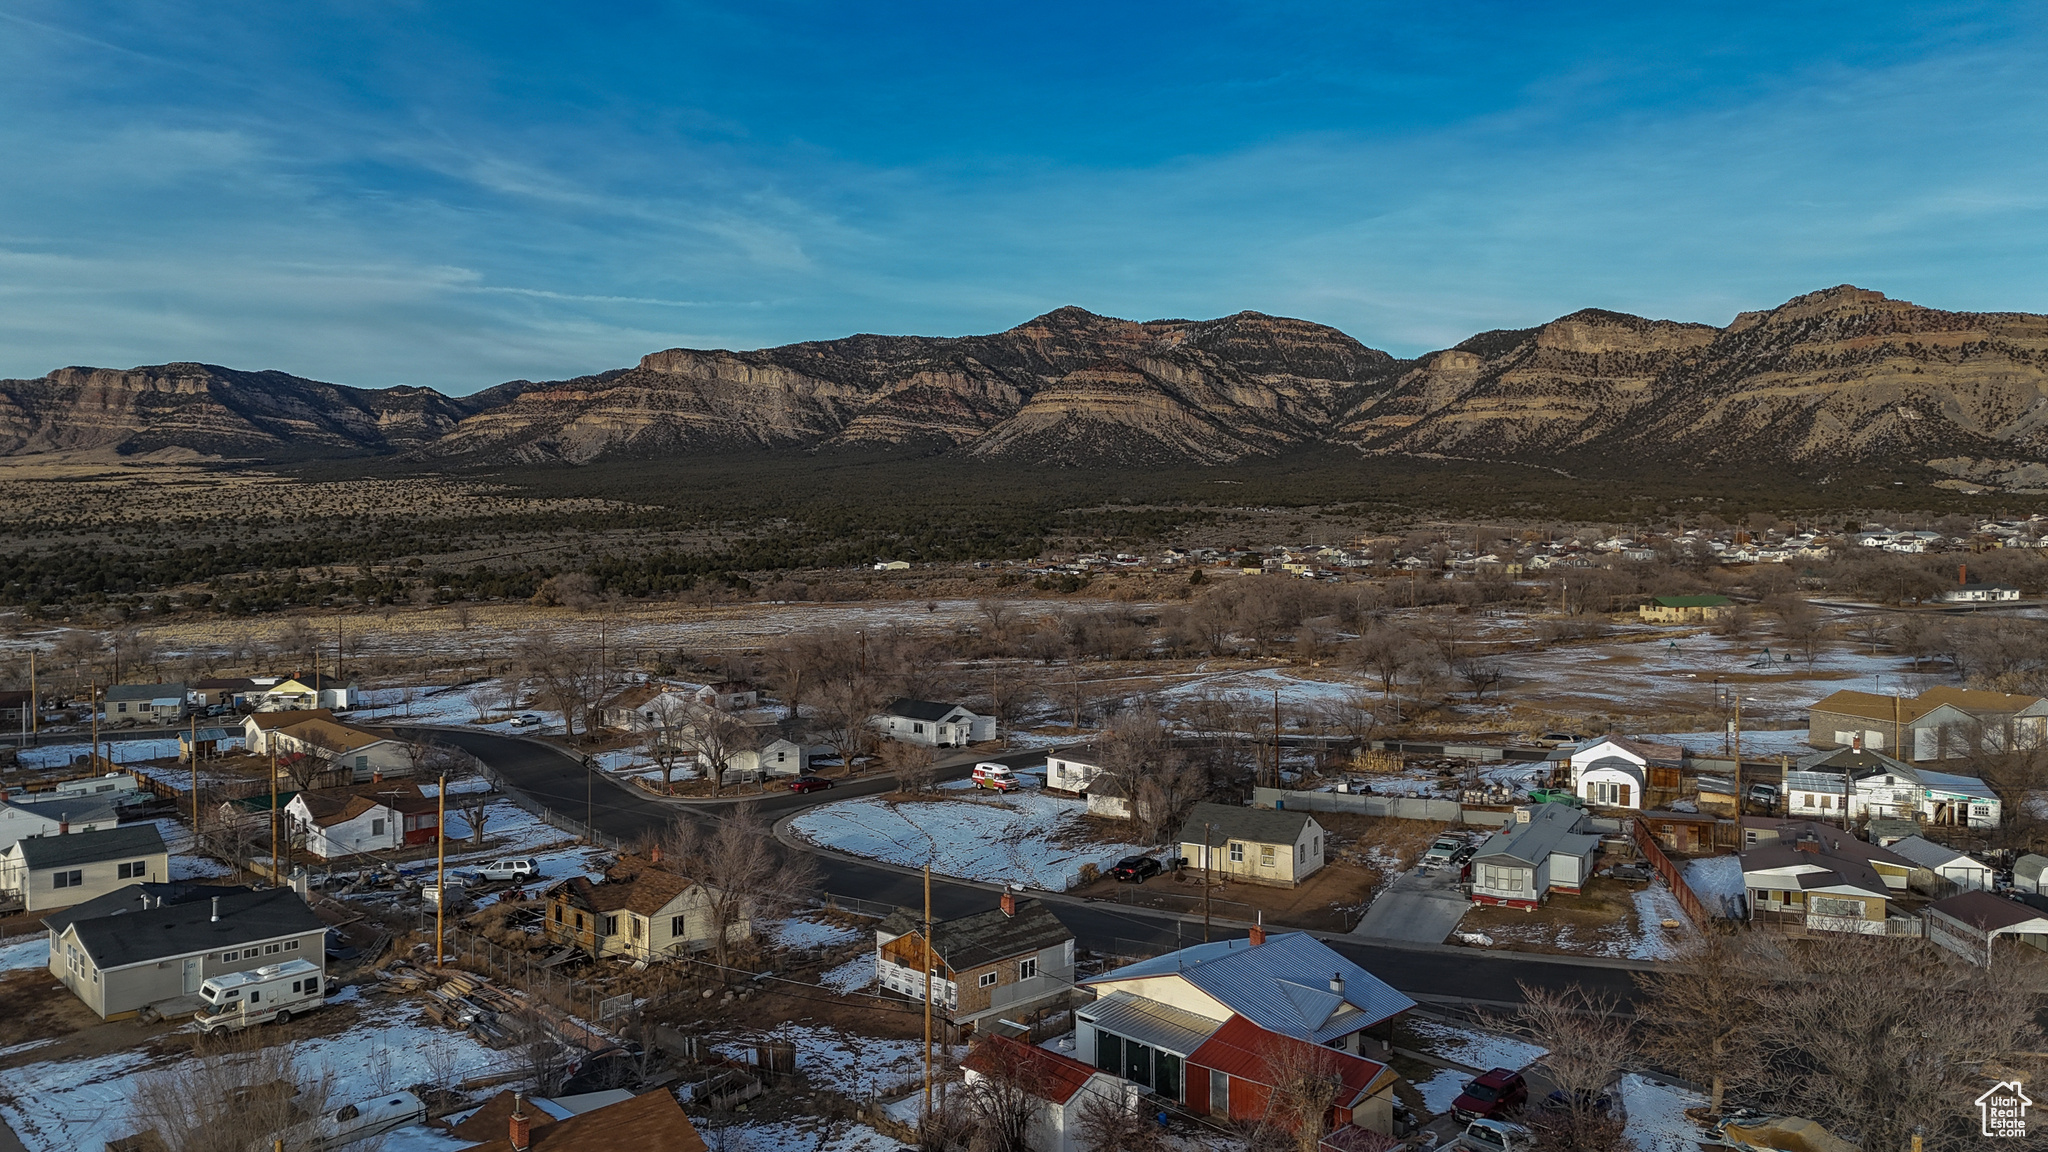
xmin=1682 ymin=856 xmax=1746 ymax=906
xmin=821 ymin=953 xmax=876 ymax=994
xmin=769 ymin=915 xmax=863 ymax=951
xmin=1413 ymin=1065 xmax=1473 ymax=1114
xmin=711 ymin=1024 xmax=926 ymax=1102
xmin=1405 ymin=1018 xmax=1546 ymax=1075
xmin=1622 ymin=1072 xmax=1709 ymax=1151
xmin=0 ymin=936 xmax=48 ymax=972
xmin=704 ymin=1119 xmax=912 ymax=1152
xmin=1625 ymin=882 xmax=1694 ymax=960
xmin=789 ymin=793 xmax=1148 ymax=890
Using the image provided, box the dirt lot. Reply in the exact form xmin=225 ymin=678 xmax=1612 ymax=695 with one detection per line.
xmin=1071 ymin=856 xmax=1385 ymax=932
xmin=1456 ymin=875 xmax=1681 ymax=958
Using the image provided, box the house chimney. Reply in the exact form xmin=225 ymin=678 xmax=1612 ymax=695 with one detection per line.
xmin=58 ymin=819 xmax=67 ymax=835
xmin=372 ymin=771 xmax=382 ymax=783
xmin=1000 ymin=887 xmax=1015 ymax=917
xmin=1249 ymin=911 xmax=1266 ymax=948
xmin=1851 ymin=735 xmax=1862 ymax=752
xmin=509 ymin=1092 xmax=531 ymax=1152
xmin=1795 ymin=837 xmax=1819 ymax=853
xmin=1330 ymin=972 xmax=1344 ymax=995
xmin=210 ymin=896 xmax=220 ymax=922
xmin=1959 ymin=564 xmax=1967 ymax=586
xmin=650 ymin=845 xmax=662 ymax=865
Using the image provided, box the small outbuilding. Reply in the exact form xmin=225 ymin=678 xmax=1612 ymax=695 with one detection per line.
xmin=1885 ymin=835 xmax=1992 ymax=894
xmin=1925 ymin=890 xmax=2048 ymax=967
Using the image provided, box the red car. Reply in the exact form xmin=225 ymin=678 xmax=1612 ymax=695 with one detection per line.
xmin=1452 ymin=1068 xmax=1528 ymax=1122
xmin=788 ymin=776 xmax=835 ymax=794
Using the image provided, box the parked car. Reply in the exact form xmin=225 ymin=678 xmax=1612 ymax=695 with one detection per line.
xmin=1451 ymin=1118 xmax=1533 ymax=1152
xmin=972 ymin=762 xmax=1021 ymax=792
xmin=508 ymin=713 xmax=542 ymax=728
xmin=1747 ymin=783 xmax=1781 ymax=805
xmin=1108 ymin=856 xmax=1162 ymax=883
xmin=1542 ymin=1087 xmax=1615 ymax=1115
xmin=1451 ymin=843 xmax=1479 ymax=864
xmin=297 ymin=1092 xmax=428 ymax=1151
xmin=789 ymin=775 xmax=834 ymax=794
xmin=1452 ymin=1068 xmax=1529 ymax=1122
xmin=1424 ymin=835 xmax=1466 ymax=865
xmin=475 ymin=858 xmax=541 ymax=882
xmin=1610 ymin=862 xmax=1655 ymax=883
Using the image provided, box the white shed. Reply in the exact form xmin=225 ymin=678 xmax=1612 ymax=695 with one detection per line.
xmin=1887 ymin=835 xmax=1992 ymax=892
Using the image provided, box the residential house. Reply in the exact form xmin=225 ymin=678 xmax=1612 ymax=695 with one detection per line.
xmin=715 ymin=737 xmax=813 ymax=782
xmin=1083 ymin=774 xmax=1151 ymax=822
xmin=541 ymin=854 xmax=748 ymax=961
xmin=0 ymin=824 xmax=167 ymax=911
xmin=1186 ymin=1014 xmax=1402 ymax=1136
xmin=1467 ymin=802 xmax=1603 ymax=908
xmin=960 ymin=1035 xmax=1133 ymax=1152
xmin=1916 ymin=768 xmax=2004 ymax=828
xmin=0 ymin=794 xmax=119 ymax=851
xmin=1178 ymin=802 xmax=1325 ymax=888
xmin=875 ymin=891 xmax=1076 ymax=1035
xmin=1806 ymin=689 xmax=1987 ymax=760
xmin=1567 ymin=735 xmax=1685 ymax=810
xmin=254 ymin=678 xmax=320 ymax=710
xmin=451 ymin=1089 xmax=708 ymax=1152
xmin=598 ymin=683 xmax=699 ymax=733
xmin=1637 ymin=809 xmax=1724 ymax=854
xmin=243 ymin=709 xmax=337 ymax=755
xmin=1941 ymin=582 xmax=2021 ymax=603
xmin=1916 ymin=686 xmax=2048 ymax=751
xmin=1740 ymin=818 xmax=1913 ymax=935
xmin=1637 ymin=594 xmax=1734 ymax=624
xmin=43 ymin=882 xmax=326 ymax=1020
xmin=1925 ymin=890 xmax=2048 ymax=967
xmin=187 ymin=677 xmax=257 ymax=710
xmin=2015 ymin=853 xmax=2047 ymax=895
xmin=285 ymin=782 xmax=439 ymax=859
xmin=1886 ymin=835 xmax=1992 ymax=893
xmin=1074 ymin=929 xmax=1413 ymax=1135
xmin=870 ymin=698 xmax=996 ymax=748
xmin=695 ymin=681 xmax=759 ymax=711
xmin=1045 ymin=748 xmax=1105 ymax=795
xmin=0 ymin=690 xmax=30 ymax=730
xmin=103 ymin=682 xmax=189 ymax=724
xmin=1785 ymin=747 xmax=1923 ymax=821
xmin=270 ymin=718 xmax=415 ymax=781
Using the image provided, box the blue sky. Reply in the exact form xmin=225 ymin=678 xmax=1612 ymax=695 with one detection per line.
xmin=2 ymin=2 xmax=2045 ymax=392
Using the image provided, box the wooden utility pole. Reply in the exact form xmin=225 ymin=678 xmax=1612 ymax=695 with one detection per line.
xmin=435 ymin=772 xmax=447 ymax=967
xmin=922 ymin=861 xmax=933 ymax=1121
xmin=1271 ymin=689 xmax=1282 ymax=791
xmin=27 ymin=652 xmax=35 ymax=739
xmin=1893 ymin=692 xmax=1903 ymax=760
xmin=89 ymin=681 xmax=99 ymax=768
xmin=1202 ymin=823 xmax=1213 ymax=942
xmin=1732 ymin=693 xmax=1742 ymax=816
xmin=270 ymin=750 xmax=279 ymax=879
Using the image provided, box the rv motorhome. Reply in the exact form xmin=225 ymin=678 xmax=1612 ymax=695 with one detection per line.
xmin=194 ymin=958 xmax=326 ymax=1034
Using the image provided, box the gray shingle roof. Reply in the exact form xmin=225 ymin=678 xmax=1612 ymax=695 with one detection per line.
xmin=1083 ymin=932 xmax=1413 ymax=1042
xmin=883 ymin=698 xmax=967 ymax=722
xmin=13 ymin=823 xmax=165 ymax=870
xmin=7 ymin=795 xmax=120 ymax=827
xmin=1884 ymin=835 xmax=1983 ymax=872
xmin=45 ymin=884 xmax=323 ymax=970
xmin=103 ymin=682 xmax=186 ymax=704
xmin=879 ymin=898 xmax=1072 ymax=971
xmin=1176 ymin=801 xmax=1315 ymax=848
xmin=1472 ymin=803 xmax=1596 ymax=869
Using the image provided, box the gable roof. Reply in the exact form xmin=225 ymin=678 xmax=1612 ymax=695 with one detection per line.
xmin=104 ymin=683 xmax=186 ymax=704
xmin=1472 ymin=803 xmax=1599 ymax=869
xmin=1571 ymin=735 xmax=1685 ymax=765
xmin=1084 ymin=932 xmax=1414 ymax=1042
xmin=1915 ymin=685 xmax=2048 ymax=716
xmin=1739 ymin=821 xmax=1909 ymax=899
xmin=1793 ymin=747 xmax=1919 ymax=780
xmin=292 ymin=781 xmax=436 ymax=826
xmin=1884 ymin=835 xmax=1985 ymax=872
xmin=1649 ymin=594 xmax=1731 ymax=608
xmin=883 ymin=698 xmax=971 ymax=722
xmin=246 ymin=709 xmax=336 ymax=732
xmin=457 ymin=1089 xmax=707 ymax=1152
xmin=6 ymin=795 xmax=120 ymax=827
xmin=546 ymin=869 xmax=692 ymax=918
xmin=878 ymin=898 xmax=1073 ymax=971
xmin=1916 ymin=769 xmax=1999 ymax=801
xmin=961 ymin=1034 xmax=1103 ymax=1106
xmin=12 ymin=823 xmax=164 ymax=870
xmin=1808 ymin=690 xmax=1939 ymax=725
xmin=1176 ymin=801 xmax=1315 ymax=848
xmin=274 ymin=718 xmax=389 ymax=754
xmin=190 ymin=677 xmax=258 ymax=691
xmin=1187 ymin=1014 xmax=1393 ymax=1108
xmin=1928 ymin=890 xmax=2048 ymax=934
xmin=45 ymin=884 xmax=323 ymax=969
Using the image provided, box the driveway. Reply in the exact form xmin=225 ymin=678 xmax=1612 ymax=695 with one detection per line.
xmin=1351 ymin=861 xmax=1473 ymax=945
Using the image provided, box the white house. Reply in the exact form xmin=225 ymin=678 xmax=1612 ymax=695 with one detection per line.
xmin=270 ymin=719 xmax=416 ymax=782
xmin=871 ymin=698 xmax=995 ymax=748
xmin=1 ymin=824 xmax=167 ymax=912
xmin=1045 ymin=750 xmax=1105 ymax=794
xmin=285 ymin=783 xmax=439 ymax=859
xmin=1567 ymin=735 xmax=1682 ymax=810
xmin=1942 ymin=583 xmax=2021 ymax=603
xmin=1917 ymin=769 xmax=2002 ymax=829
xmin=242 ymin=709 xmax=337 ymax=755
xmin=1177 ymin=802 xmax=1324 ymax=888
xmin=961 ymin=1035 xmax=1134 ymax=1152
xmin=598 ymin=684 xmax=700 ymax=733
xmin=1785 ymin=748 xmax=1922 ymax=821
xmin=1887 ymin=835 xmax=1992 ymax=892
xmin=695 ymin=681 xmax=759 ymax=711
xmin=714 ymin=738 xmax=813 ymax=782
xmin=2016 ymin=854 xmax=2048 ymax=895
xmin=45 ymin=883 xmax=326 ymax=1020
xmin=0 ymin=795 xmax=120 ymax=851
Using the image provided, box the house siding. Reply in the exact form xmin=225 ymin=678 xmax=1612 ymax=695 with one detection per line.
xmin=52 ymin=926 xmax=324 ymax=1020
xmin=1179 ymin=820 xmax=1324 ymax=889
xmin=8 ymin=851 xmax=169 ymax=912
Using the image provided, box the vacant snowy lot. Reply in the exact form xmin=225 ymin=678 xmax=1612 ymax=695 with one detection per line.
xmin=787 ymin=785 xmax=1148 ymax=890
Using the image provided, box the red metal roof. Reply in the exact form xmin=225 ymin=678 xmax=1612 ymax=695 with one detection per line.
xmin=961 ymin=1034 xmax=1101 ymax=1106
xmin=1187 ymin=1015 xmax=1391 ymax=1107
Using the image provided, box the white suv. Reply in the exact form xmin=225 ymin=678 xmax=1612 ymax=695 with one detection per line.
xmin=475 ymin=859 xmax=540 ymax=882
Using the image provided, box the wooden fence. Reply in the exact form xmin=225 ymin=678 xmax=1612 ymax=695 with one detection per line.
xmin=1631 ymin=816 xmax=1709 ymax=926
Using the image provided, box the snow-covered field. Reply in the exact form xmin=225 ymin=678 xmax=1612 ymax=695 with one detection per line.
xmin=1636 ymin=728 xmax=1814 ymax=758
xmin=787 ymin=786 xmax=1148 ymax=890
xmin=1626 ymin=883 xmax=1696 ymax=961
xmin=820 ymin=953 xmax=876 ymax=993
xmin=769 ymin=914 xmax=865 ymax=952
xmin=1405 ymin=1017 xmax=1548 ymax=1075
xmin=0 ymin=936 xmax=49 ymax=972
xmin=712 ymin=1024 xmax=929 ymax=1103
xmin=701 ymin=1118 xmax=911 ymax=1152
xmin=1683 ymin=855 xmax=1748 ymax=920
xmin=1622 ymin=1072 xmax=1710 ymax=1150
xmin=0 ymin=992 xmax=516 ymax=1152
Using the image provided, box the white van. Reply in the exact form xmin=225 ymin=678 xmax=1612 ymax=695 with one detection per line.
xmin=971 ymin=762 xmax=1020 ymax=792
xmin=194 ymin=958 xmax=326 ymax=1033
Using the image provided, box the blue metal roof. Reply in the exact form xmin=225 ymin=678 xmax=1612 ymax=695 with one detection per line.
xmin=1081 ymin=932 xmax=1415 ymax=1043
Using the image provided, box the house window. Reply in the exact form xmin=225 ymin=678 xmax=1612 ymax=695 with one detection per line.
xmin=603 ymin=915 xmax=618 ymax=936
xmin=979 ymin=971 xmax=998 ymax=988
xmin=1298 ymin=843 xmax=1306 ymax=863
xmin=1259 ymin=845 xmax=1275 ymax=867
xmin=266 ymin=943 xmax=281 ymax=954
xmin=371 ymin=818 xmax=386 ymax=836
xmin=1228 ymin=842 xmax=1244 ymax=863
xmin=1820 ymin=795 xmax=1833 ymax=810
xmin=222 ymin=950 xmax=240 ymax=961
xmin=912 ymin=723 xmax=925 ymax=735
xmin=631 ymin=917 xmax=644 ymax=941
xmin=551 ymin=905 xmax=562 ymax=923
xmin=118 ymin=861 xmax=147 ymax=879
xmin=1020 ymin=958 xmax=1037 ymax=980
xmin=52 ymin=869 xmax=83 ymax=889
xmin=285 ymin=941 xmax=298 ymax=951
xmin=672 ymin=915 xmax=687 ymax=938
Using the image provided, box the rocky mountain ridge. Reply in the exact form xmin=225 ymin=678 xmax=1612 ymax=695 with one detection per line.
xmin=8 ymin=287 xmax=2048 ymax=482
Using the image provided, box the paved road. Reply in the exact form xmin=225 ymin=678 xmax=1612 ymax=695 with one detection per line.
xmin=411 ymin=728 xmax=1647 ymax=1009
xmin=1352 ymin=858 xmax=1474 ymax=945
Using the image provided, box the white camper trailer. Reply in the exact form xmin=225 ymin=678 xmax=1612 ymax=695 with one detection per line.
xmin=194 ymin=958 xmax=326 ymax=1033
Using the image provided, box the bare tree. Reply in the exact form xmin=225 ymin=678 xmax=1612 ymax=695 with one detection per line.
xmin=647 ymin=695 xmax=697 ymax=794
xmin=1351 ymin=623 xmax=1418 ymax=719
xmin=1635 ymin=932 xmax=1768 ymax=1118
xmin=1257 ymin=1033 xmax=1346 ymax=1152
xmin=1499 ymin=983 xmax=1632 ymax=1151
xmin=1456 ymin=658 xmax=1505 ymax=701
xmin=128 ymin=1033 xmax=334 ymax=1152
xmin=1073 ymin=1085 xmax=1160 ymax=1152
xmin=517 ymin=632 xmax=611 ymax=739
xmin=688 ymin=708 xmax=759 ymax=797
xmin=464 ymin=683 xmax=497 ymax=723
xmin=662 ymin=804 xmax=815 ymax=968
xmin=814 ymin=676 xmax=885 ymax=776
xmin=958 ymin=1037 xmax=1047 ymax=1152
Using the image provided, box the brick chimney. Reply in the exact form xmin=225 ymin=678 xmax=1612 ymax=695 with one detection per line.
xmin=372 ymin=771 xmax=383 ymax=783
xmin=650 ymin=845 xmax=662 ymax=865
xmin=1249 ymin=910 xmax=1265 ymax=947
xmin=509 ymin=1092 xmax=531 ymax=1151
xmin=1000 ymin=887 xmax=1015 ymax=917
xmin=1960 ymin=564 xmax=1968 ymax=586
xmin=1851 ymin=735 xmax=1862 ymax=751
xmin=1795 ymin=837 xmax=1820 ymax=853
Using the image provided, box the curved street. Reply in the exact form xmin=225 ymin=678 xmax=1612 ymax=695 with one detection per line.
xmin=409 ymin=727 xmax=1647 ymax=1009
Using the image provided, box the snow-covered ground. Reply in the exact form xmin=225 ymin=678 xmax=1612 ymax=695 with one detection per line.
xmin=1405 ymin=1017 xmax=1547 ymax=1074
xmin=821 ymin=953 xmax=876 ymax=993
xmin=699 ymin=1118 xmax=910 ymax=1152
xmin=0 ymin=993 xmax=515 ymax=1152
xmin=18 ymin=738 xmax=189 ymax=772
xmin=1683 ymin=856 xmax=1748 ymax=920
xmin=1626 ymin=882 xmax=1696 ymax=961
xmin=0 ymin=935 xmax=49 ymax=972
xmin=787 ymin=785 xmax=1148 ymax=890
xmin=1622 ymin=1072 xmax=1710 ymax=1150
xmin=711 ymin=1024 xmax=928 ymax=1102
xmin=1636 ymin=728 xmax=1814 ymax=758
xmin=769 ymin=914 xmax=865 ymax=951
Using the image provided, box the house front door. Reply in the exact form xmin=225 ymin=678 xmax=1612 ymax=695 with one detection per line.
xmin=182 ymin=957 xmax=201 ymax=994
